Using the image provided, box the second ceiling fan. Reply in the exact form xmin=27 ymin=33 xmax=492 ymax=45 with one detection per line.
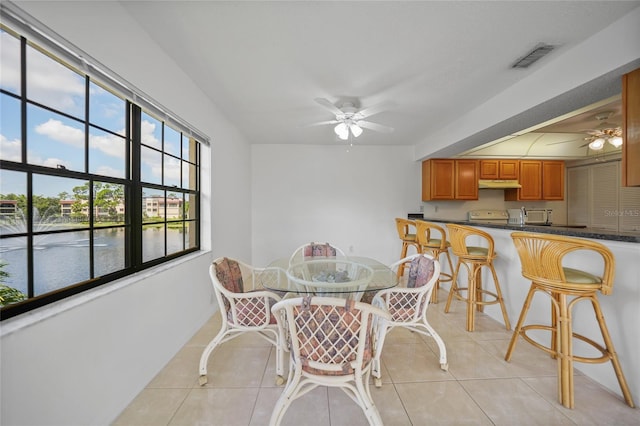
xmin=311 ymin=98 xmax=394 ymax=140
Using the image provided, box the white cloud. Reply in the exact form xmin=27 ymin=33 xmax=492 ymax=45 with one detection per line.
xmin=0 ymin=32 xmax=21 ymax=93
xmin=94 ymin=165 xmax=124 ymax=178
xmin=35 ymin=119 xmax=84 ymax=147
xmin=141 ymin=120 xmax=161 ymax=149
xmin=89 ymin=132 xmax=124 ymax=158
xmin=26 ymin=46 xmax=85 ymax=114
xmin=0 ymin=134 xmax=22 ymax=162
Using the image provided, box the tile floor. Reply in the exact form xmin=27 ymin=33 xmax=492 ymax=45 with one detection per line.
xmin=114 ymin=293 xmax=637 ymax=425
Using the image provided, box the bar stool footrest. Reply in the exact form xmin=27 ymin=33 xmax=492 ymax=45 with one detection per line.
xmin=521 ymin=324 xmax=611 ymax=364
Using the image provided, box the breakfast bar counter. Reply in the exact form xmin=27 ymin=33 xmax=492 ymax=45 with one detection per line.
xmin=416 ymin=217 xmax=640 ymax=405
xmin=418 ymin=217 xmax=640 ymax=243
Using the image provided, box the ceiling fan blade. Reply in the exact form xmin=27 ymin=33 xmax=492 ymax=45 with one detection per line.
xmin=357 ymin=101 xmax=396 ymax=119
xmin=314 ymin=98 xmax=344 ymax=116
xmin=304 ymin=120 xmax=339 ymax=127
xmin=358 ymin=120 xmax=394 ymax=133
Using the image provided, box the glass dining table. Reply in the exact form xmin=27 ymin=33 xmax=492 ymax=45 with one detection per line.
xmin=258 ymin=256 xmax=399 ymax=301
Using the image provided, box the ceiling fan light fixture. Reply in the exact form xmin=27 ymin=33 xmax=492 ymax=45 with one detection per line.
xmin=609 ymin=136 xmax=623 ymax=148
xmin=350 ymin=123 xmax=363 ymax=138
xmin=334 ymin=122 xmax=349 ymax=140
xmin=589 ymin=138 xmax=605 ymax=150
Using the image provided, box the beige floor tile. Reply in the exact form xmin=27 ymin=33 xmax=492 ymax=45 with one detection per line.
xmin=113 ymin=388 xmax=190 ymax=425
xmin=266 ymin=386 xmax=331 ymax=426
xmin=460 ymin=377 xmax=575 ymax=425
xmin=522 ymin=376 xmax=639 ymax=425
xmin=168 ymin=387 xmax=259 ymax=426
xmin=147 ymin=345 xmax=202 ymax=389
xmin=116 ymin=301 xmax=638 ymax=425
xmin=478 ymin=337 xmax=558 ymax=377
xmin=381 ymin=342 xmax=454 ymax=383
xmin=445 ymin=338 xmax=514 ymax=380
xmin=201 ymin=345 xmax=272 ymax=388
xmin=249 ymin=387 xmax=282 ymax=426
xmin=370 ymin=384 xmax=412 ymax=426
xmin=396 ymin=381 xmax=493 ymax=425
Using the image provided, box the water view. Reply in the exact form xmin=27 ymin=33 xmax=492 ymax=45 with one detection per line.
xmin=0 ymin=227 xmax=185 ymax=297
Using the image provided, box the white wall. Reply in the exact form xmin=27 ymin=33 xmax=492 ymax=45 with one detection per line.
xmin=251 ymin=144 xmax=421 ymax=267
xmin=1 ymin=2 xmax=252 ymax=425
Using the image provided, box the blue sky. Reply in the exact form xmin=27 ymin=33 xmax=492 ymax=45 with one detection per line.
xmin=0 ymin=29 xmax=188 ymax=199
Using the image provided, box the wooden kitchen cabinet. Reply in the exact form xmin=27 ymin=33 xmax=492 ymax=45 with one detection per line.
xmin=455 ymin=159 xmax=479 ymax=199
xmin=479 ymin=159 xmax=519 ymax=179
xmin=422 ymin=159 xmax=454 ymax=200
xmin=622 ymin=67 xmax=640 ymax=187
xmin=505 ymin=160 xmax=564 ymax=201
xmin=542 ymin=160 xmax=564 ymax=200
xmin=422 ymin=159 xmax=478 ymax=200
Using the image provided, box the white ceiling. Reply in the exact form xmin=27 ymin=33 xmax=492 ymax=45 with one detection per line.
xmin=119 ymin=1 xmax=640 ymax=158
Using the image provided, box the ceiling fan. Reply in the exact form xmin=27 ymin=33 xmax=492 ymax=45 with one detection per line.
xmin=310 ymin=98 xmax=394 ymax=140
xmin=546 ymin=111 xmax=623 ymax=151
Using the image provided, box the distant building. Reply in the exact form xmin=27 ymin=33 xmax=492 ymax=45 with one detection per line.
xmin=144 ymin=196 xmax=182 ymax=219
xmin=0 ymin=200 xmax=19 ymax=220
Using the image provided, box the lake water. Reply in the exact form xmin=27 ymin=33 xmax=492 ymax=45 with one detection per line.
xmin=0 ymin=228 xmax=185 ymax=296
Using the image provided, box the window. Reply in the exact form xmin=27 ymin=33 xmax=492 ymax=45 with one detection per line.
xmin=0 ymin=25 xmax=203 ymax=319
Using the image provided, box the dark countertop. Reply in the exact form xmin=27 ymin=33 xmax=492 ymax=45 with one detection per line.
xmin=416 ymin=217 xmax=640 ymax=244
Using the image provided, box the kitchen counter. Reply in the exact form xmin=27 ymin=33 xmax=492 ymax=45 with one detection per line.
xmin=412 ymin=219 xmax=640 ymax=402
xmin=417 ymin=217 xmax=640 ymax=243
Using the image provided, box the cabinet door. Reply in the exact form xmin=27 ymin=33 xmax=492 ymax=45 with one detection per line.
xmin=542 ymin=160 xmax=564 ymax=200
xmin=422 ymin=159 xmax=455 ymax=200
xmin=455 ymin=160 xmax=478 ymax=200
xmin=622 ymin=67 xmax=640 ymax=187
xmin=499 ymin=160 xmax=519 ymax=179
xmin=479 ymin=160 xmax=499 ymax=179
xmin=515 ymin=160 xmax=542 ymax=200
xmin=479 ymin=159 xmax=519 ymax=179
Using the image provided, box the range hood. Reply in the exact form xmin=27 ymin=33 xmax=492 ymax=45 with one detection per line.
xmin=478 ymin=179 xmax=522 ymax=189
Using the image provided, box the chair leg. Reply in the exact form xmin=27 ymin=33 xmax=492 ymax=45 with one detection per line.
xmin=488 ymin=263 xmax=511 ymax=330
xmin=590 ymin=297 xmax=636 ymax=408
xmin=466 ymin=263 xmax=480 ymax=332
xmin=198 ymin=326 xmax=228 ymax=385
xmin=557 ymin=293 xmax=574 ymax=408
xmin=398 ymin=242 xmax=409 ymax=277
xmin=505 ymin=285 xmax=536 ymax=361
xmin=444 ymin=261 xmax=461 ymax=313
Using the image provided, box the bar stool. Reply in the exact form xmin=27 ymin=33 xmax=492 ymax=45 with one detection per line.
xmin=395 ymin=218 xmax=420 ymax=277
xmin=415 ymin=220 xmax=454 ymax=303
xmin=506 ymin=232 xmax=635 ymax=409
xmin=444 ymin=224 xmax=511 ymax=332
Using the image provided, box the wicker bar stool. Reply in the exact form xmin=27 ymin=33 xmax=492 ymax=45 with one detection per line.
xmin=506 ymin=232 xmax=634 ymax=409
xmin=415 ymin=220 xmax=454 ymax=303
xmin=395 ymin=218 xmax=420 ymax=277
xmin=444 ymin=224 xmax=511 ymax=332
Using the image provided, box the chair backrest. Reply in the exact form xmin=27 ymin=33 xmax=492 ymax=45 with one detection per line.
xmin=510 ymin=232 xmax=615 ymax=295
xmin=213 ymin=257 xmax=245 ymax=293
xmin=416 ymin=220 xmax=448 ymax=250
xmin=395 ymin=218 xmax=417 ymax=242
xmin=288 ymin=242 xmax=346 ymax=265
xmin=271 ymin=296 xmax=390 ymax=376
xmin=446 ymin=223 xmax=495 ymax=259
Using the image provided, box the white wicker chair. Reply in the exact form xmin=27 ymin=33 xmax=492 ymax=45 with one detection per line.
xmin=288 ymin=241 xmax=347 ymax=265
xmin=269 ymin=296 xmax=390 ymax=426
xmin=198 ymin=257 xmax=285 ymax=386
xmin=371 ymin=254 xmax=448 ymax=387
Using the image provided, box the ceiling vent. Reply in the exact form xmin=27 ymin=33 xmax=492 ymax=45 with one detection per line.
xmin=511 ymin=43 xmax=556 ymax=69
